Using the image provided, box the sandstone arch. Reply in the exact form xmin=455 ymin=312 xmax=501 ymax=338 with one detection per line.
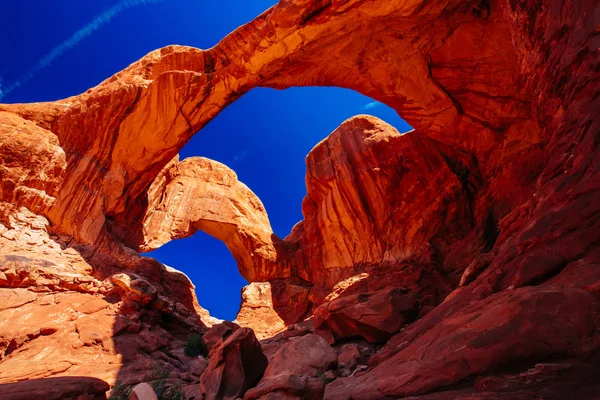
xmin=1 ymin=0 xmax=597 ymax=319
xmin=1 ymin=0 xmax=538 ymax=253
xmin=140 ymin=155 xmax=292 ymax=282
xmin=0 ymin=0 xmax=599 ymax=397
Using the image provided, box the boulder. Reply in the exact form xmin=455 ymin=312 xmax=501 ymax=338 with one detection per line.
xmin=0 ymin=376 xmax=109 ymax=400
xmin=244 ymin=374 xmax=325 ymax=400
xmin=111 ymin=273 xmax=157 ymax=306
xmin=199 ymin=328 xmax=268 ymax=400
xmin=336 ymin=342 xmax=376 ymax=377
xmin=314 ymin=287 xmax=417 ymax=343
xmin=324 ymin=287 xmax=600 ymax=399
xmin=245 ymin=335 xmax=336 ymax=400
xmin=264 ymin=334 xmax=337 ymax=378
xmin=202 ymin=321 xmax=240 ymax=353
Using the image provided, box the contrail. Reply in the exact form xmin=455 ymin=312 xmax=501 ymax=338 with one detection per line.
xmin=363 ymin=101 xmax=382 ymax=110
xmin=0 ymin=0 xmax=167 ymax=101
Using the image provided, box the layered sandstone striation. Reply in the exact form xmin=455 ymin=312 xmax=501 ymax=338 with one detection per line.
xmin=0 ymin=0 xmax=599 ymax=398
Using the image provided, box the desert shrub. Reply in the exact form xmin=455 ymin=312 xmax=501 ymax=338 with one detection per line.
xmin=184 ymin=333 xmax=208 ymax=357
xmin=160 ymin=383 xmax=185 ymax=400
xmin=151 ymin=365 xmax=170 ymax=396
xmin=317 ymin=370 xmax=328 ymax=383
xmin=108 ymin=381 xmax=131 ymax=400
xmin=151 ymin=365 xmax=186 ymax=400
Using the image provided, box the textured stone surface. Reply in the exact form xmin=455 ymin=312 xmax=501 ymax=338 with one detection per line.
xmin=199 ymin=328 xmax=267 ymax=400
xmin=235 ymin=282 xmax=287 ymax=340
xmin=325 ymin=287 xmax=600 ymax=399
xmin=0 ymin=204 xmax=214 ymax=393
xmin=0 ymin=112 xmax=66 ymax=214
xmin=245 ymin=334 xmax=336 ymax=399
xmin=264 ymin=334 xmax=337 ymax=378
xmin=141 ymin=157 xmax=290 ymax=282
xmin=202 ymin=321 xmax=240 ymax=354
xmin=0 ymin=376 xmax=109 ymax=400
xmin=0 ymin=0 xmax=598 ymax=398
xmin=244 ymin=374 xmax=325 ymax=400
xmin=235 ymin=280 xmax=312 ymax=339
xmin=314 ymin=287 xmax=418 ymax=343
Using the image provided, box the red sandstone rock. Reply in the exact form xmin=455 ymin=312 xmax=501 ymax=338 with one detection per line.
xmin=325 ymin=287 xmax=600 ymax=399
xmin=263 ymin=334 xmax=337 ymax=378
xmin=0 ymin=376 xmax=109 ymax=400
xmin=0 ymin=206 xmax=214 ymax=393
xmin=199 ymin=328 xmax=267 ymax=400
xmin=202 ymin=321 xmax=240 ymax=353
xmin=0 ymin=0 xmax=598 ymax=398
xmin=244 ymin=374 xmax=325 ymax=400
xmin=0 ymin=112 xmax=66 ymax=215
xmin=237 ymin=280 xmax=313 ymax=342
xmin=141 ymin=157 xmax=289 ymax=282
xmin=236 ymin=280 xmax=312 ymax=339
xmin=314 ymin=287 xmax=418 ymax=343
xmin=245 ymin=335 xmax=336 ymax=400
xmin=112 ymin=273 xmax=158 ymax=306
xmin=335 ymin=342 xmax=376 ymax=377
xmin=235 ymin=282 xmax=287 ymax=340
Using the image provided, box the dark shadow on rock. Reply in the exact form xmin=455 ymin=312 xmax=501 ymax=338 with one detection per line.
xmin=0 ymin=376 xmax=109 ymax=400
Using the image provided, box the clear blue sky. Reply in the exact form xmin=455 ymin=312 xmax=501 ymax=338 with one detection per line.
xmin=1 ymin=0 xmax=410 ymax=320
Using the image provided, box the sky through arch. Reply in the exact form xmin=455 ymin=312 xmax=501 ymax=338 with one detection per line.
xmin=1 ymin=0 xmax=412 ymax=320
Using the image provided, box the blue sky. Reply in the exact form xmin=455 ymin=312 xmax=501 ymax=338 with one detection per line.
xmin=1 ymin=0 xmax=410 ymax=320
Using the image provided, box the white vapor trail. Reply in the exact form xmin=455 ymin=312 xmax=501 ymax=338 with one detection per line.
xmin=0 ymin=0 xmax=167 ymax=101
xmin=363 ymin=100 xmax=383 ymax=110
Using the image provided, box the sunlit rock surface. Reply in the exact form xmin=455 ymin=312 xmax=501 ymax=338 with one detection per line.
xmin=141 ymin=156 xmax=287 ymax=282
xmin=0 ymin=0 xmax=599 ymax=398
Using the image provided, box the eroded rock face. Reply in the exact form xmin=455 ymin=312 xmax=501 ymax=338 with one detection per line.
xmin=296 ymin=116 xmax=479 ymax=289
xmin=235 ymin=282 xmax=287 ymax=340
xmin=325 ymin=287 xmax=600 ymax=399
xmin=0 ymin=112 xmax=66 ymax=214
xmin=0 ymin=0 xmax=598 ymax=398
xmin=235 ymin=280 xmax=312 ymax=339
xmin=0 ymin=0 xmax=544 ymax=257
xmin=245 ymin=334 xmax=336 ymax=400
xmin=199 ymin=328 xmax=268 ymax=400
xmin=314 ymin=287 xmax=418 ymax=344
xmin=244 ymin=374 xmax=325 ymax=400
xmin=263 ymin=334 xmax=337 ymax=378
xmin=141 ymin=157 xmax=291 ymax=282
xmin=0 ymin=204 xmax=214 ymax=393
xmin=0 ymin=376 xmax=109 ymax=400
xmin=203 ymin=321 xmax=240 ymax=354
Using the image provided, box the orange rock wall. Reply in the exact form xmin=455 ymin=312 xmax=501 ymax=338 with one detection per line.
xmin=0 ymin=0 xmax=598 ymax=398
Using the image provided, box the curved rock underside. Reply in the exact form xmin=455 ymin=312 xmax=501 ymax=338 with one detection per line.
xmin=1 ymin=0 xmax=599 ymax=398
xmin=140 ymin=155 xmax=290 ymax=282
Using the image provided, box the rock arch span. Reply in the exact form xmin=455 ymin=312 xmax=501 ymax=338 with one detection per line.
xmin=2 ymin=0 xmax=534 ymax=252
xmin=0 ymin=0 xmax=598 ymax=397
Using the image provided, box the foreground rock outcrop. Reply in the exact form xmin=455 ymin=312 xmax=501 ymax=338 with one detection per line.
xmin=0 ymin=205 xmax=214 ymax=396
xmin=314 ymin=287 xmax=418 ymax=344
xmin=199 ymin=328 xmax=267 ymax=400
xmin=245 ymin=334 xmax=336 ymax=400
xmin=0 ymin=0 xmax=598 ymax=398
